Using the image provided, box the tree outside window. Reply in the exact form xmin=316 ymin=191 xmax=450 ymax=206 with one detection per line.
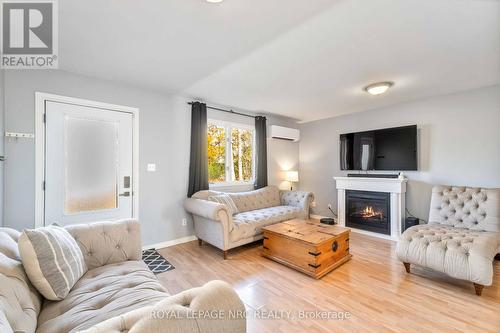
xmin=207 ymin=120 xmax=254 ymax=185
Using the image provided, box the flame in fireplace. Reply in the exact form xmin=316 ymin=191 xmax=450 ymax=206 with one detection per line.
xmin=361 ymin=206 xmax=383 ymax=218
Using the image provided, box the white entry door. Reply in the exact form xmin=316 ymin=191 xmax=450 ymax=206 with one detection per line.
xmin=44 ymin=101 xmax=134 ymax=226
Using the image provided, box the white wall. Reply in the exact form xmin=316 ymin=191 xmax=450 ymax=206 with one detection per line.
xmin=3 ymin=70 xmax=299 ymax=245
xmin=267 ymin=136 xmax=300 ymax=191
xmin=299 ymin=85 xmax=500 ymax=221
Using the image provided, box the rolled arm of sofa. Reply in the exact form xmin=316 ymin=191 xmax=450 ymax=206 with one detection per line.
xmin=65 ymin=219 xmax=142 ymax=271
xmin=184 ymin=198 xmax=230 ymax=221
xmin=281 ymin=190 xmax=315 ymax=212
xmin=78 ymin=280 xmax=246 ymax=333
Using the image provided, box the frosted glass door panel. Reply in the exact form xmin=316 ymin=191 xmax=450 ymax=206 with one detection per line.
xmin=44 ymin=100 xmax=133 ymax=226
xmin=64 ymin=117 xmax=119 ymax=214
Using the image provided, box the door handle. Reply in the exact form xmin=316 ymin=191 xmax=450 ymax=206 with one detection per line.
xmin=119 ymin=191 xmax=130 ymax=197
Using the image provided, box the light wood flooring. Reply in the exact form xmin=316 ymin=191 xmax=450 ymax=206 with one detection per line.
xmin=157 ymin=232 xmax=500 ymax=333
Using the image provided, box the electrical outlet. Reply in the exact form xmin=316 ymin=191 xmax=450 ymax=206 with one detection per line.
xmin=147 ymin=163 xmax=156 ymax=172
xmin=182 ymin=218 xmax=187 ymax=226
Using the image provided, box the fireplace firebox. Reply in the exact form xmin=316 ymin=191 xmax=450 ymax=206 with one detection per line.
xmin=345 ymin=190 xmax=390 ymax=235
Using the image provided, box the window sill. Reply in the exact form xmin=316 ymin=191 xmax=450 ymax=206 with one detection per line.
xmin=209 ymin=182 xmax=254 ymax=192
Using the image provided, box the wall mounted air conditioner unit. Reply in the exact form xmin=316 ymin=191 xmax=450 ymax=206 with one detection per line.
xmin=269 ymin=125 xmax=300 ymax=142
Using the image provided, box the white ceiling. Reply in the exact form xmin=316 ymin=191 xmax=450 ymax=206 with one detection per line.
xmin=61 ymin=0 xmax=500 ymax=122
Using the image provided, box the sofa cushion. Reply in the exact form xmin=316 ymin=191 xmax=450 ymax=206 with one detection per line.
xmin=228 ymin=186 xmax=281 ymax=213
xmin=36 ymin=260 xmax=168 ymax=333
xmin=230 ymin=206 xmax=303 ymax=242
xmin=396 ymin=224 xmax=500 ymax=286
xmin=428 ymin=186 xmax=500 ymax=232
xmin=19 ymin=225 xmax=87 ymax=301
xmin=0 ymin=228 xmax=42 ymax=333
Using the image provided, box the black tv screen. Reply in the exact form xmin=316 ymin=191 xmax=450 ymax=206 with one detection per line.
xmin=340 ymin=125 xmax=417 ymax=171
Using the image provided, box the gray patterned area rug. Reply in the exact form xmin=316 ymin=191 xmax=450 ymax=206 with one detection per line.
xmin=142 ymin=249 xmax=175 ymax=274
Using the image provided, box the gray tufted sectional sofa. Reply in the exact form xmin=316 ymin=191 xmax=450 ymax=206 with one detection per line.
xmin=397 ymin=186 xmax=500 ymax=295
xmin=184 ymin=186 xmax=314 ymax=259
xmin=0 ymin=219 xmax=246 ymax=333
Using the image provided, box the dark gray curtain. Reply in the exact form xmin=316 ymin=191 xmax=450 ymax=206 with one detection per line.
xmin=254 ymin=116 xmax=268 ymax=189
xmin=187 ymin=102 xmax=209 ymax=197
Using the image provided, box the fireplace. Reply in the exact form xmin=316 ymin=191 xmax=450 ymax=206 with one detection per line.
xmin=345 ymin=190 xmax=390 ymax=235
xmin=335 ymin=176 xmax=406 ymax=240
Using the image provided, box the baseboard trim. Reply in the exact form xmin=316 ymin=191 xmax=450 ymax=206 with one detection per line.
xmin=143 ymin=235 xmax=197 ymax=251
xmin=348 ymin=228 xmax=397 ymax=242
xmin=310 ymin=214 xmax=328 ymax=220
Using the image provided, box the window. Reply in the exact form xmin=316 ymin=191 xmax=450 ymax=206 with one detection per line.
xmin=207 ymin=120 xmax=255 ymax=186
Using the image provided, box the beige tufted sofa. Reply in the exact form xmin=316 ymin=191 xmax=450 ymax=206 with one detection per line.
xmin=184 ymin=186 xmax=314 ymax=259
xmin=396 ymin=186 xmax=500 ymax=295
xmin=0 ymin=219 xmax=246 ymax=333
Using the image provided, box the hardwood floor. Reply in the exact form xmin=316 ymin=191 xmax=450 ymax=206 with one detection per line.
xmin=156 ymin=232 xmax=500 ymax=333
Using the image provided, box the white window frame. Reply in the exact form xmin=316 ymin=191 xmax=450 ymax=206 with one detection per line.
xmin=207 ymin=119 xmax=256 ymax=188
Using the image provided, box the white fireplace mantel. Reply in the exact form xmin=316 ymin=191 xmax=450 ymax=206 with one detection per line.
xmin=334 ymin=177 xmax=407 ymax=240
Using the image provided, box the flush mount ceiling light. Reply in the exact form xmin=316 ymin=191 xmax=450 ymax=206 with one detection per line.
xmin=364 ymin=81 xmax=394 ymax=96
xmin=206 ymin=0 xmax=224 ymax=3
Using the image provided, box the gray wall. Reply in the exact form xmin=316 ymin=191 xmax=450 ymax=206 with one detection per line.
xmin=299 ymin=85 xmax=500 ymax=221
xmin=4 ymin=70 xmax=192 ymax=246
xmin=3 ymin=70 xmax=298 ymax=245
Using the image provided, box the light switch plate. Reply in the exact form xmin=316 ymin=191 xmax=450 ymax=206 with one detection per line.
xmin=147 ymin=163 xmax=156 ymax=172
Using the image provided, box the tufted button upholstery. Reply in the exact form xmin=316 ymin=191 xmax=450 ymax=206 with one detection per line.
xmin=397 ymin=185 xmax=500 ymax=287
xmin=0 ymin=228 xmax=42 ymax=333
xmin=227 ymin=186 xmax=282 ymax=213
xmin=76 ymin=280 xmax=246 ymax=333
xmin=66 ymin=219 xmax=142 ymax=270
xmin=231 ymin=206 xmax=303 ymax=242
xmin=186 ymin=186 xmax=315 ymax=252
xmin=36 ymin=261 xmax=168 ymax=333
xmin=428 ymin=185 xmax=500 ymax=232
xmin=1 ymin=220 xmax=245 ymax=333
xmin=280 ymin=190 xmax=315 ymax=211
xmin=397 ymin=224 xmax=500 ymax=285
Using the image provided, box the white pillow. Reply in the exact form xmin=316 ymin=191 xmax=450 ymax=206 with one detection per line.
xmin=19 ymin=225 xmax=87 ymax=300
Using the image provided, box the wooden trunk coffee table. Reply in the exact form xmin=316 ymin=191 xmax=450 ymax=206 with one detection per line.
xmin=262 ymin=219 xmax=351 ymax=279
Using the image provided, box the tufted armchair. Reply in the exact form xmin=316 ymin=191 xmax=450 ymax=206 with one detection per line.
xmin=0 ymin=219 xmax=246 ymax=333
xmin=396 ymin=186 xmax=500 ymax=295
xmin=184 ymin=186 xmax=314 ymax=259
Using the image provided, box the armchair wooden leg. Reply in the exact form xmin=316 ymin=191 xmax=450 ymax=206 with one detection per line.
xmin=223 ymin=250 xmax=228 ymax=260
xmin=403 ymin=262 xmax=411 ymax=273
xmin=473 ymin=283 xmax=484 ymax=296
xmin=198 ymin=239 xmax=203 ymax=246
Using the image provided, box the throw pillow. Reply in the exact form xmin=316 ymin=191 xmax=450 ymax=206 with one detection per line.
xmin=18 ymin=225 xmax=87 ymax=300
xmin=208 ymin=194 xmax=239 ymax=215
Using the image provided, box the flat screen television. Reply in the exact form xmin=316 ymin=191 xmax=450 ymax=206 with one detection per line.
xmin=340 ymin=125 xmax=417 ymax=171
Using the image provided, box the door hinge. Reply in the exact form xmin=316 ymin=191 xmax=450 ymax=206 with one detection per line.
xmin=42 ymin=181 xmax=45 ymax=191
xmin=43 ymin=114 xmax=46 ymax=123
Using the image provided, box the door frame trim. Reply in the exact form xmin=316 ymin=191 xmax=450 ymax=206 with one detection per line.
xmin=35 ymin=92 xmax=140 ymax=227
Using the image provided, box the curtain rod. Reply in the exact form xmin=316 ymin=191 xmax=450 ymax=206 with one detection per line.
xmin=187 ymin=101 xmax=262 ymax=119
